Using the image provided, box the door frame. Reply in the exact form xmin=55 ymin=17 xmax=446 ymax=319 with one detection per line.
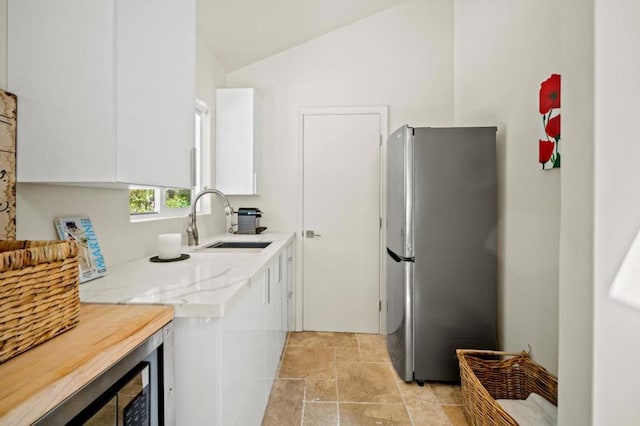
xmin=295 ymin=105 xmax=389 ymax=333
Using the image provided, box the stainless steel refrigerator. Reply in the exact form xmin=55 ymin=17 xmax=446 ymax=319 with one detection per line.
xmin=386 ymin=125 xmax=498 ymax=384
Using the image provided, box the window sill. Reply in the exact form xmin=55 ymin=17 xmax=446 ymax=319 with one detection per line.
xmin=130 ymin=213 xmax=187 ymax=223
xmin=129 ymin=209 xmax=211 ymax=223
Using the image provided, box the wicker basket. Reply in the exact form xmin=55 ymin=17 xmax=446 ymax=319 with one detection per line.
xmin=456 ymin=349 xmax=558 ymax=426
xmin=0 ymin=240 xmax=80 ymax=363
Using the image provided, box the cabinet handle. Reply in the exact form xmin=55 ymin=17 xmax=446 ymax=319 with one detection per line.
xmin=264 ymin=269 xmax=271 ymax=304
xmin=253 ymin=172 xmax=257 ymax=194
xmin=190 ymin=147 xmax=197 ymax=187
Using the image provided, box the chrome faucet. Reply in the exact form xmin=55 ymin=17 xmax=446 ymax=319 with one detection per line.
xmin=186 ymin=188 xmax=233 ymax=246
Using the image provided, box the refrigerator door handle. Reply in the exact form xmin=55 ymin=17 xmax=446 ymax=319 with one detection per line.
xmin=387 ymin=248 xmax=415 ymax=263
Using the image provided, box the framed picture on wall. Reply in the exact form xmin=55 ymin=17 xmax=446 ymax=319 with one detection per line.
xmin=539 ymin=73 xmax=561 ymax=170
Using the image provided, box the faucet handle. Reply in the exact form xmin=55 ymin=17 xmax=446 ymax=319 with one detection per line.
xmin=187 ymin=213 xmax=198 ymax=246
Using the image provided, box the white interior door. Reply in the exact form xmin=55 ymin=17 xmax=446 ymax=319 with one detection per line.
xmin=302 ymin=109 xmax=383 ymax=333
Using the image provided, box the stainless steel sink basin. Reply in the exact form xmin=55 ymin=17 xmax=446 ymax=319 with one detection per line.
xmin=196 ymin=240 xmax=273 ymax=254
xmin=206 ymin=241 xmax=272 ymax=249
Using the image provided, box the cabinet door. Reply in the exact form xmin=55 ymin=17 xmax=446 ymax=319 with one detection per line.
xmin=276 ymin=251 xmax=289 ymax=340
xmin=279 ymin=251 xmax=289 ymax=333
xmin=9 ymin=0 xmax=116 ymax=183
xmin=116 ymin=0 xmax=195 ymax=188
xmin=265 ymin=261 xmax=282 ymax=394
xmin=8 ymin=0 xmax=195 ymax=187
xmin=221 ymin=277 xmax=267 ymax=426
xmin=173 ymin=317 xmax=221 ymax=426
xmin=285 ymin=242 xmax=295 ymax=332
xmin=215 ymin=88 xmax=260 ymax=194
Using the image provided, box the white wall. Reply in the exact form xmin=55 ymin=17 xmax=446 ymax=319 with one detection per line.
xmin=559 ymin=0 xmax=594 ymax=423
xmin=593 ymin=0 xmax=640 ymax=422
xmin=1 ymin=3 xmax=228 ymax=266
xmin=226 ymin=0 xmax=454 ymax=233
xmin=454 ymin=0 xmax=561 ymax=374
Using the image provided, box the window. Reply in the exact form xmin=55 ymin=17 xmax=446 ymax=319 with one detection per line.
xmin=129 ymin=100 xmax=210 ymax=219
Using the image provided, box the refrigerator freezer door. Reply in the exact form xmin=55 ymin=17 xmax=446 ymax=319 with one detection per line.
xmin=412 ymin=127 xmax=498 ymax=382
xmin=385 ymin=125 xmax=415 ymax=382
xmin=386 ymin=125 xmax=413 ymax=258
xmin=386 ymin=248 xmax=413 ymax=382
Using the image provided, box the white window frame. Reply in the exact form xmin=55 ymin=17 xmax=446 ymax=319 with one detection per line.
xmin=194 ymin=99 xmax=210 ymax=197
xmin=129 ymin=99 xmax=211 ymax=221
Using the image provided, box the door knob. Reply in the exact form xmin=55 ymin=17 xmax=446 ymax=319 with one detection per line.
xmin=305 ymin=230 xmax=322 ymax=238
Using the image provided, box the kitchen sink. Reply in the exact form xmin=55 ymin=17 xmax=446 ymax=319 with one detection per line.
xmin=195 ymin=240 xmax=273 ymax=254
xmin=206 ymin=241 xmax=272 ymax=249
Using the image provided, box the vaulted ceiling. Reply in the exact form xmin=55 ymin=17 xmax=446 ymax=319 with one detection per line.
xmin=197 ymin=0 xmax=412 ymax=72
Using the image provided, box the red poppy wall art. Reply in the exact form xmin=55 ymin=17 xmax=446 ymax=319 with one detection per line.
xmin=539 ymin=73 xmax=561 ymax=170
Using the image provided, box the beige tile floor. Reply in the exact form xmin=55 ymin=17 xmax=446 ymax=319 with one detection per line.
xmin=262 ymin=331 xmax=470 ymax=426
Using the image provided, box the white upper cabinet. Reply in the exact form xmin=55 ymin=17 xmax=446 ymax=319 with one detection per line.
xmin=215 ymin=88 xmax=261 ymax=195
xmin=7 ymin=0 xmax=196 ymax=188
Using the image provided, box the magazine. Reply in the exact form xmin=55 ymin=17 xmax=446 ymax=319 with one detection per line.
xmin=54 ymin=217 xmax=107 ymax=283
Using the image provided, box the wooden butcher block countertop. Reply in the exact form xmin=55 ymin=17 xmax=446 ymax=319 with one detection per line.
xmin=0 ymin=303 xmax=174 ymax=425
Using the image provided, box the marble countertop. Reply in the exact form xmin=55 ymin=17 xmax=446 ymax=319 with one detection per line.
xmin=79 ymin=232 xmax=295 ymax=318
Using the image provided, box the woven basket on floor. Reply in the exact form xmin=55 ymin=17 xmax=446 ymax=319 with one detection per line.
xmin=0 ymin=240 xmax=80 ymax=363
xmin=456 ymin=349 xmax=558 ymax=426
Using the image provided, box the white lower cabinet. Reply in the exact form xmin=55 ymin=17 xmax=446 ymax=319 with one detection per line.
xmin=284 ymin=244 xmax=295 ymax=332
xmin=265 ymin=254 xmax=287 ymax=395
xmin=173 ymin=317 xmax=221 ymax=426
xmin=173 ymin=241 xmax=293 ymax=425
xmin=222 ymin=278 xmax=267 ymax=426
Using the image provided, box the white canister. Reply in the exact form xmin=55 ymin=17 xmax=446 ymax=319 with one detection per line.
xmin=157 ymin=233 xmax=182 ymax=260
